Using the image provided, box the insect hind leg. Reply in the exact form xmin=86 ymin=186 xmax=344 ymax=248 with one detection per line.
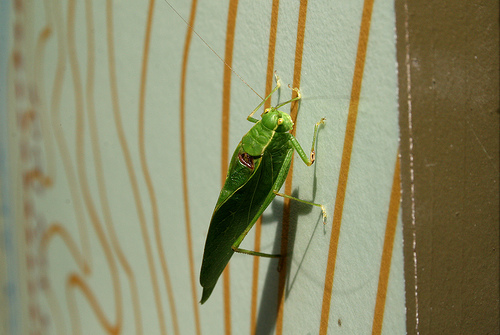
xmin=231 ymin=245 xmax=281 ymax=258
xmin=273 ymin=191 xmax=328 ymax=225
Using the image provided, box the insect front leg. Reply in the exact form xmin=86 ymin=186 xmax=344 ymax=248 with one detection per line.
xmin=290 ymin=117 xmax=326 ymax=166
xmin=247 ymin=72 xmax=282 ymax=123
xmin=274 ymin=84 xmax=302 ymax=109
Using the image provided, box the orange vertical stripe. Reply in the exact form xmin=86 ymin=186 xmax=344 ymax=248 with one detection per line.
xmin=275 ymin=1 xmax=308 ymax=334
xmin=221 ymin=1 xmax=240 ymax=334
xmin=319 ymin=0 xmax=375 ymax=333
xmin=372 ymin=155 xmax=401 ymax=335
xmin=264 ymin=0 xmax=281 ymax=112
xmin=250 ymin=2 xmax=280 ymax=333
xmin=179 ymin=0 xmax=202 ymax=334
xmin=249 ymin=216 xmax=262 ymax=335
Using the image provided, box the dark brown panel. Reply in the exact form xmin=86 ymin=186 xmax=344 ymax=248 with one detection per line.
xmin=396 ymin=0 xmax=499 ymax=334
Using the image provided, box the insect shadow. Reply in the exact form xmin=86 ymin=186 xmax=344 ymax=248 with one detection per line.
xmin=255 ymin=176 xmax=324 ymax=335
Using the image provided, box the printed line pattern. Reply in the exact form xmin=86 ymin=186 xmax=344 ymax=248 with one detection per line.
xmin=319 ymin=0 xmax=376 ymax=333
xmin=371 ymin=155 xmax=402 ymax=335
xmin=276 ymin=1 xmax=309 ymax=334
xmin=179 ymin=0 xmax=202 ymax=334
xmin=14 ymin=1 xmax=184 ymax=334
xmin=8 ymin=0 xmax=401 ymax=334
xmin=249 ymin=1 xmax=281 ymax=334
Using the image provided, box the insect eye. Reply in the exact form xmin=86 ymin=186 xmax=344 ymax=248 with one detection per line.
xmin=278 ymin=118 xmax=283 ymax=125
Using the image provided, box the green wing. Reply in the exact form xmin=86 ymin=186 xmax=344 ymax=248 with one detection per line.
xmin=199 ymin=135 xmax=292 ymax=303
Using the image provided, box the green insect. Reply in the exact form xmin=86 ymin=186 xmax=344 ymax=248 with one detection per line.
xmin=200 ymin=73 xmax=327 ymax=304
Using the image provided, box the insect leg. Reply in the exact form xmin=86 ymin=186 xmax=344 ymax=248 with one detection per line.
xmin=231 ymin=246 xmax=281 ymax=258
xmin=231 ymin=195 xmax=282 ymax=258
xmin=290 ymin=117 xmax=326 ymax=166
xmin=274 ymin=85 xmax=302 ymax=109
xmin=247 ymin=72 xmax=282 ymax=123
xmin=231 ymin=223 xmax=281 ymax=258
xmin=274 ymin=191 xmax=328 ymax=225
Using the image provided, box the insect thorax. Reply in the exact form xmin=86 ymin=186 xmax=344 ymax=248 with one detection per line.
xmin=241 ymin=122 xmax=275 ymax=157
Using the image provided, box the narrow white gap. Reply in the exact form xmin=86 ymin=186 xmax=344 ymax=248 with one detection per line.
xmin=404 ymin=1 xmax=419 ymax=334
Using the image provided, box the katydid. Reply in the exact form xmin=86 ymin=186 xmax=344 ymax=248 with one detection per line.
xmin=200 ymin=73 xmax=326 ymax=304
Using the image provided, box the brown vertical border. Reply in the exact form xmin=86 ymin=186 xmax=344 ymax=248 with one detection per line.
xmin=319 ymin=0 xmax=375 ymax=333
xmin=396 ymin=0 xmax=499 ymax=334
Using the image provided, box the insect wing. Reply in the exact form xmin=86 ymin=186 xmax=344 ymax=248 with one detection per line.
xmin=199 ymin=136 xmax=293 ymax=303
xmin=213 ymin=144 xmax=258 ymax=210
xmin=200 ymin=147 xmax=262 ymax=289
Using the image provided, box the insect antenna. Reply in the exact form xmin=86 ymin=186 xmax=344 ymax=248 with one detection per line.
xmin=164 ymin=0 xmax=264 ymax=101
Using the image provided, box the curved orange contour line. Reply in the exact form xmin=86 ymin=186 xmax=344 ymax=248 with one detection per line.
xmin=138 ymin=0 xmax=180 ymax=334
xmin=40 ymin=223 xmax=90 ymax=275
xmin=81 ymin=0 xmax=143 ymax=333
xmin=179 ymin=0 xmax=202 ymax=334
xmin=40 ymin=221 xmax=91 ymax=335
xmin=49 ymin=0 xmax=93 ymax=272
xmin=66 ymin=274 xmax=120 ymax=335
xmin=67 ymin=0 xmax=123 ymax=330
xmin=105 ymin=0 xmax=167 ymax=334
